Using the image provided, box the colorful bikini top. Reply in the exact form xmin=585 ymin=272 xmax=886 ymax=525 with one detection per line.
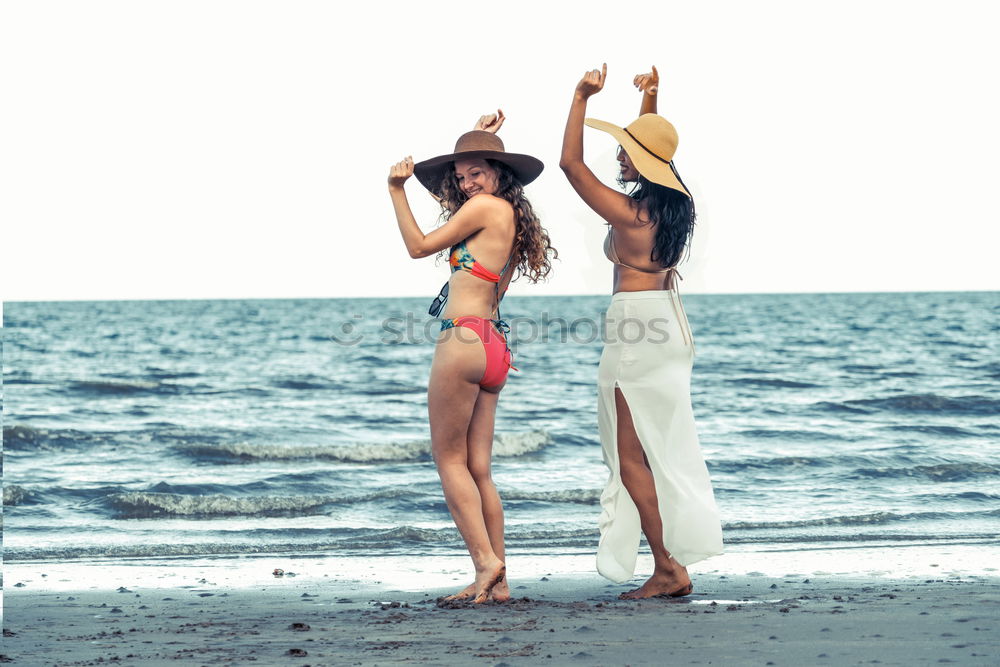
xmin=604 ymin=227 xmax=681 ymax=279
xmin=449 ymin=239 xmax=512 ymax=284
xmin=428 ymin=239 xmax=514 ymax=318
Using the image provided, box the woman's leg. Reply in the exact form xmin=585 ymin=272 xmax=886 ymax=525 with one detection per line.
xmin=447 ymin=385 xmax=511 ymax=601
xmin=428 ymin=330 xmax=506 ymax=603
xmin=613 ymin=386 xmax=692 ymax=599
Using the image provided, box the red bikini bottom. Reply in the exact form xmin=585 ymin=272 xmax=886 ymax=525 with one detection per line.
xmin=440 ymin=316 xmax=516 ymax=388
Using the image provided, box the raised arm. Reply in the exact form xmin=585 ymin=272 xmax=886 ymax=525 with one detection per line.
xmin=559 ymin=64 xmax=636 ymax=227
xmin=634 ymin=65 xmax=658 ymax=115
xmin=388 ymin=157 xmax=495 ymax=258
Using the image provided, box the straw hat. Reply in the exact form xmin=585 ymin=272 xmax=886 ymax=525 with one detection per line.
xmin=585 ymin=114 xmax=690 ymax=197
xmin=413 ymin=130 xmax=544 ymax=192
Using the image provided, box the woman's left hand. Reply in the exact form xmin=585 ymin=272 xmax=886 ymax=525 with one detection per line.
xmin=634 ymin=65 xmax=659 ymax=95
xmin=474 ymin=109 xmax=505 ymax=134
xmin=388 ymin=156 xmax=414 ymax=189
xmin=575 ymin=64 xmax=606 ymax=100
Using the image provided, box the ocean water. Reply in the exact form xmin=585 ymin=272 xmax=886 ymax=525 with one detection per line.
xmin=3 ymin=292 xmax=999 ymax=563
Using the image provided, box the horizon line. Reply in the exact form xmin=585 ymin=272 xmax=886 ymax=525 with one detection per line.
xmin=3 ymin=287 xmax=998 ymax=306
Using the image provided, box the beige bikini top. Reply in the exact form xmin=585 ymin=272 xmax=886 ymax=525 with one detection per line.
xmin=603 ymin=227 xmax=682 ymax=278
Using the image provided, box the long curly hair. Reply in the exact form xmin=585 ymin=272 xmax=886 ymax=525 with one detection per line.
xmin=437 ymin=160 xmax=556 ymax=283
xmin=617 ymin=162 xmax=696 ymax=268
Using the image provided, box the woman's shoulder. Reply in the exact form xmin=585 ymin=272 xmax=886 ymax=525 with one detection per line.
xmin=462 ymin=193 xmax=512 ymax=208
xmin=458 ymin=193 xmax=515 ymax=217
xmin=605 ymin=197 xmax=649 ymax=231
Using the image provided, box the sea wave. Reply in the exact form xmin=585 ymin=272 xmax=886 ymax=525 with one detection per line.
xmin=723 ymin=509 xmax=963 ymax=530
xmin=503 ymin=489 xmax=602 ymax=505
xmin=175 ymin=430 xmax=553 ymax=464
xmin=356 ymin=380 xmax=428 ymax=396
xmin=3 ymin=371 xmax=42 ymax=385
xmin=852 ymin=462 xmax=1000 ymax=482
xmin=104 ymin=488 xmax=424 ymax=518
xmin=3 ymin=485 xmax=38 ymax=506
xmin=5 ymin=524 xmax=601 ymax=561
xmin=811 ymin=401 xmax=870 ymax=414
xmin=820 ymin=393 xmax=1000 ymax=416
xmin=144 ymin=368 xmax=202 ymax=380
xmin=879 ymin=424 xmax=981 ymax=437
xmin=7 ymin=482 xmax=601 ymax=513
xmin=67 ymin=380 xmax=173 ymax=395
xmin=7 ymin=521 xmax=996 ymax=562
xmin=2 ymin=527 xmax=463 ymax=561
xmin=736 ymin=428 xmax=850 ymax=441
xmin=840 ymin=364 xmax=882 ymax=374
xmin=915 ymin=491 xmax=1000 ymax=502
xmin=711 ymin=455 xmax=1000 ymax=482
xmin=3 ymin=425 xmax=102 ymax=451
xmin=105 ymin=492 xmax=335 ymax=518
xmin=269 ymin=375 xmax=345 ymax=391
xmin=710 ymin=454 xmax=874 ymax=473
xmin=735 ymin=377 xmax=821 ymax=389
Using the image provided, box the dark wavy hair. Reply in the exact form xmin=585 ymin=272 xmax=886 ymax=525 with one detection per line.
xmin=617 ymin=162 xmax=696 ymax=268
xmin=437 ymin=159 xmax=556 ymax=283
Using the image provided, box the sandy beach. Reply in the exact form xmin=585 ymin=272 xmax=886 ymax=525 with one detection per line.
xmin=5 ymin=546 xmax=999 ymax=666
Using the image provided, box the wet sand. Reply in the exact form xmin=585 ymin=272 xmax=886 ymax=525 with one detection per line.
xmin=5 ymin=550 xmax=999 ymax=665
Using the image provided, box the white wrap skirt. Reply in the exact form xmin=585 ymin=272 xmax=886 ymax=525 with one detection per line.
xmin=596 ymin=289 xmax=723 ymax=583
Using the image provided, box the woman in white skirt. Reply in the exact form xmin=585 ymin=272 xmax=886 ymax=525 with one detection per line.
xmin=560 ymin=64 xmax=723 ymax=598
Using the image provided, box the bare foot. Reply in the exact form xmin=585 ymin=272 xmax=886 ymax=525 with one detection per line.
xmin=473 ymin=560 xmax=506 ymax=604
xmin=443 ymin=576 xmax=510 ymax=603
xmin=490 ymin=576 xmax=511 ymax=602
xmin=619 ymin=564 xmax=692 ymax=600
xmin=442 ymin=582 xmax=476 ymax=602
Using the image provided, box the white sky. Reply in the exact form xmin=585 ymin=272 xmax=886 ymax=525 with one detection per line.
xmin=2 ymin=0 xmax=998 ymax=302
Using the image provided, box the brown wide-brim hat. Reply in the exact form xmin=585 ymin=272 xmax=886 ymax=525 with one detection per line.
xmin=585 ymin=114 xmax=690 ymax=197
xmin=413 ymin=130 xmax=544 ymax=193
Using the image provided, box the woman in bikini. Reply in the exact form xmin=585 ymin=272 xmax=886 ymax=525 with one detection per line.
xmin=388 ymin=112 xmax=556 ymax=603
xmin=560 ymin=66 xmax=722 ymax=598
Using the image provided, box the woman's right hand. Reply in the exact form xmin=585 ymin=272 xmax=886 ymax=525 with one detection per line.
xmin=474 ymin=109 xmax=505 ymax=134
xmin=634 ymin=65 xmax=659 ymax=95
xmin=388 ymin=156 xmax=413 ymax=189
xmin=575 ymin=64 xmax=606 ymax=100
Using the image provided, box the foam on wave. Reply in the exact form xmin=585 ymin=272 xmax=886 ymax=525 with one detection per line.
xmin=105 ymin=488 xmax=423 ymax=518
xmin=3 ymin=485 xmax=34 ymax=506
xmin=724 ymin=508 xmax=999 ymax=531
xmin=106 ymin=492 xmax=332 ymax=518
xmin=176 ymin=430 xmax=553 ymax=463
xmin=503 ymin=489 xmax=601 ymax=504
